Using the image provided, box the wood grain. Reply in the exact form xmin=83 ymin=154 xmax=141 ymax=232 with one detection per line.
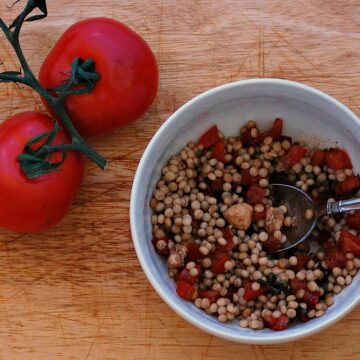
xmin=0 ymin=0 xmax=359 ymax=359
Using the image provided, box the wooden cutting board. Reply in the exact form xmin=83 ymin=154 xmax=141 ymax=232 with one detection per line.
xmin=0 ymin=1 xmax=359 ymax=359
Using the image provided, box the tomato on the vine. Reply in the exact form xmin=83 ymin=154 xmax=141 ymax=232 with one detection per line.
xmin=0 ymin=112 xmax=84 ymax=232
xmin=39 ymin=18 xmax=159 ymax=137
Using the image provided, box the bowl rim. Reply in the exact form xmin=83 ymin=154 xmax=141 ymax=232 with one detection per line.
xmin=130 ymin=78 xmax=360 ymax=344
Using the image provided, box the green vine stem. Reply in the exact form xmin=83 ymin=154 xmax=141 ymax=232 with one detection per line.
xmin=0 ymin=0 xmax=107 ymax=178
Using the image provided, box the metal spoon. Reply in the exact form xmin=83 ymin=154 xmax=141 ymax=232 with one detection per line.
xmin=269 ymin=183 xmax=360 ymax=252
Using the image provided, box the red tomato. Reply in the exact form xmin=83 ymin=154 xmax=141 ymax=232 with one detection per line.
xmin=243 ymin=282 xmax=268 ymax=301
xmin=253 ymin=208 xmax=266 ymax=221
xmin=198 ymin=125 xmax=220 ymax=148
xmin=216 ymin=227 xmax=235 ymax=252
xmin=258 ymin=118 xmax=283 ymax=142
xmin=39 ymin=18 xmax=158 ymax=137
xmin=335 ymin=175 xmax=360 ymax=195
xmin=311 ymin=149 xmax=327 ymax=166
xmin=240 ymin=128 xmax=255 ymax=146
xmin=291 ymin=255 xmax=310 ymax=272
xmin=241 ymin=169 xmax=260 ymax=186
xmin=346 ymin=211 xmax=360 ymax=230
xmin=178 ymin=264 xmax=201 ymax=284
xmin=241 ymin=118 xmax=283 ymax=146
xmin=324 ymin=246 xmax=347 ymax=269
xmin=281 ymin=145 xmax=308 ymax=169
xmin=0 ymin=112 xmax=84 ymax=232
xmin=212 ymin=139 xmax=225 ymax=162
xmin=151 ymin=238 xmax=169 ymax=256
xmin=303 ymin=290 xmax=321 ymax=309
xmin=264 ymin=314 xmax=289 ymax=330
xmin=290 ymin=279 xmax=307 ymax=291
xmin=339 ymin=230 xmax=360 ymax=256
xmin=326 ymin=148 xmax=352 ymax=170
xmin=176 ymin=280 xmax=197 ymax=300
xmin=198 ymin=290 xmax=220 ymax=303
xmin=211 ymin=251 xmax=231 ymax=274
xmin=263 ymin=235 xmax=282 ymax=252
xmin=245 ymin=185 xmax=266 ymax=205
xmin=186 ymin=241 xmax=204 ymax=261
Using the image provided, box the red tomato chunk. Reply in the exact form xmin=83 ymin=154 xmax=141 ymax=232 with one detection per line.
xmin=243 ymin=282 xmax=268 ymax=301
xmin=178 ymin=264 xmax=201 ymax=284
xmin=198 ymin=125 xmax=220 ymax=148
xmin=346 ymin=211 xmax=360 ymax=230
xmin=176 ymin=280 xmax=197 ymax=300
xmin=339 ymin=230 xmax=360 ymax=256
xmin=216 ymin=227 xmax=235 ymax=252
xmin=281 ymin=145 xmax=307 ymax=169
xmin=186 ymin=241 xmax=204 ymax=261
xmin=198 ymin=290 xmax=220 ymax=304
xmin=211 ymin=252 xmax=231 ymax=274
xmin=212 ymin=139 xmax=225 ymax=162
xmin=335 ymin=175 xmax=360 ymax=195
xmin=263 ymin=314 xmax=289 ymax=331
xmin=325 ymin=246 xmax=347 ymax=269
xmin=245 ymin=185 xmax=266 ymax=205
xmin=326 ymin=148 xmax=352 ymax=170
xmin=311 ymin=149 xmax=327 ymax=166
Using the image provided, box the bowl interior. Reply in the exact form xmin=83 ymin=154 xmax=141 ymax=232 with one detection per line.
xmin=131 ymin=79 xmax=360 ymax=344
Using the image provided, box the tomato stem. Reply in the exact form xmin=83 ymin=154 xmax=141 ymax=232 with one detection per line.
xmin=0 ymin=0 xmax=107 ymax=178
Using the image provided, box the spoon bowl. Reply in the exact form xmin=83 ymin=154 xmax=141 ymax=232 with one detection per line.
xmin=269 ymin=183 xmax=360 ymax=252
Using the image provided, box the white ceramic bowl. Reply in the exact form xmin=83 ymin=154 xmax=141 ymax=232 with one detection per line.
xmin=130 ymin=79 xmax=360 ymax=344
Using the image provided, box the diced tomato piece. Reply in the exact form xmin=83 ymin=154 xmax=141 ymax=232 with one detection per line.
xmin=291 ymin=255 xmax=310 ymax=272
xmin=339 ymin=230 xmax=360 ymax=256
xmin=243 ymin=282 xmax=268 ymax=301
xmin=211 ymin=177 xmax=224 ymax=193
xmin=311 ymin=149 xmax=327 ymax=166
xmin=186 ymin=241 xmax=204 ymax=261
xmin=212 ymin=139 xmax=225 ymax=162
xmin=198 ymin=290 xmax=220 ymax=303
xmin=245 ymin=185 xmax=266 ymax=205
xmin=216 ymin=227 xmax=235 ymax=252
xmin=259 ymin=118 xmax=283 ymax=142
xmin=346 ymin=211 xmax=360 ymax=230
xmin=151 ymin=238 xmax=169 ymax=256
xmin=272 ymin=315 xmax=290 ymax=331
xmin=290 ymin=278 xmax=307 ymax=291
xmin=324 ymin=246 xmax=347 ymax=269
xmin=240 ymin=128 xmax=255 ymax=146
xmin=263 ymin=235 xmax=281 ymax=252
xmin=303 ymin=290 xmax=321 ymax=309
xmin=198 ymin=125 xmax=220 ymax=148
xmin=176 ymin=280 xmax=197 ymax=300
xmin=264 ymin=314 xmax=289 ymax=331
xmin=211 ymin=251 xmax=231 ymax=274
xmin=178 ymin=264 xmax=201 ymax=284
xmin=241 ymin=118 xmax=283 ymax=146
xmin=326 ymin=148 xmax=352 ymax=170
xmin=263 ymin=313 xmax=278 ymax=328
xmin=253 ymin=208 xmax=266 ymax=221
xmin=241 ymin=169 xmax=260 ymax=186
xmin=281 ymin=145 xmax=308 ymax=169
xmin=299 ymin=312 xmax=310 ymax=323
xmin=335 ymin=175 xmax=360 ymax=195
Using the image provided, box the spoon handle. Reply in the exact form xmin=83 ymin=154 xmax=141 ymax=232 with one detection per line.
xmin=327 ymin=197 xmax=360 ymax=214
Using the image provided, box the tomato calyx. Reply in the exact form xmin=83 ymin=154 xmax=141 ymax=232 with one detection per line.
xmin=48 ymin=57 xmax=100 ymax=99
xmin=0 ymin=1 xmax=107 ymax=179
